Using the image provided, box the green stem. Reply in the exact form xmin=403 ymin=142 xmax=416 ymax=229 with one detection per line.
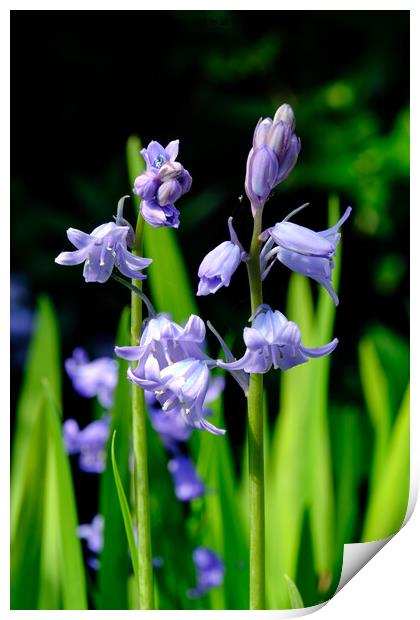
xmin=130 ymin=214 xmax=154 ymax=609
xmin=246 ymin=207 xmax=265 ymax=610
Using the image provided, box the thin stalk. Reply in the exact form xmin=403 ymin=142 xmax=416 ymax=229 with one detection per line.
xmin=130 ymin=213 xmax=154 ymax=609
xmin=246 ymin=207 xmax=265 ymax=609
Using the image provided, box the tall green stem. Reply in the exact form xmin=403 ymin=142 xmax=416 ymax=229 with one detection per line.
xmin=246 ymin=208 xmax=265 ymax=609
xmin=130 ymin=214 xmax=154 ymax=609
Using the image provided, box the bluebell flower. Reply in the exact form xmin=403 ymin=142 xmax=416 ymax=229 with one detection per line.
xmin=260 ymin=206 xmax=352 ymax=305
xmin=10 ymin=275 xmax=34 ymax=367
xmin=115 ymin=314 xmax=225 ymax=435
xmin=65 ymin=347 xmax=118 ymax=408
xmin=134 ymin=140 xmax=192 ymax=228
xmin=55 ymin=197 xmax=152 ymax=282
xmin=77 ymin=514 xmax=104 ymax=554
xmin=77 ymin=514 xmax=104 ymax=570
xmin=115 ymin=313 xmax=207 ymax=377
xmin=245 ymin=103 xmax=301 ymax=213
xmin=188 ymin=547 xmax=225 ymax=598
xmin=197 ymin=217 xmax=246 ymax=296
xmin=218 ymin=305 xmax=338 ymax=374
xmin=168 ymin=454 xmax=205 ymax=502
xmin=63 ymin=415 xmax=110 ymax=473
xmin=146 ymin=375 xmax=225 ymax=448
xmin=55 ymin=220 xmax=152 ymax=283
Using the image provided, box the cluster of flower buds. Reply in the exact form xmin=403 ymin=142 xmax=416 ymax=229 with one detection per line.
xmin=245 ymin=103 xmax=301 ymax=214
xmin=195 ymin=102 xmax=351 ymax=374
xmin=133 ymin=140 xmax=192 ymax=228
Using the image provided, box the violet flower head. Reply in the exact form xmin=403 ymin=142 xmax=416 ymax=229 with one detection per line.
xmin=55 ymin=198 xmax=152 ymax=283
xmin=63 ymin=416 xmax=110 ymax=473
xmin=65 ymin=348 xmax=118 ymax=408
xmin=115 ymin=314 xmax=225 ymax=435
xmin=168 ymin=454 xmax=205 ymax=502
xmin=197 ymin=217 xmax=246 ymax=296
xmin=261 ymin=206 xmax=352 ymax=305
xmin=218 ymin=305 xmax=338 ymax=374
xmin=188 ymin=547 xmax=225 ymax=598
xmin=134 ymin=140 xmax=192 ymax=229
xmin=77 ymin=514 xmax=104 ymax=555
xmin=146 ymin=391 xmax=192 ymax=446
xmin=245 ymin=103 xmax=301 ymax=214
xmin=146 ymin=374 xmax=225 ymax=448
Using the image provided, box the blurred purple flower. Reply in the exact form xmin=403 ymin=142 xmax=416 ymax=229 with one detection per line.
xmin=245 ymin=103 xmax=301 ymax=214
xmin=63 ymin=415 xmax=110 ymax=473
xmin=55 ymin=203 xmax=152 ymax=282
xmin=188 ymin=547 xmax=225 ymax=598
xmin=260 ymin=206 xmax=352 ymax=305
xmin=218 ymin=304 xmax=338 ymax=374
xmin=65 ymin=347 xmax=118 ymax=408
xmin=197 ymin=217 xmax=246 ymax=296
xmin=77 ymin=514 xmax=104 ymax=570
xmin=77 ymin=514 xmax=104 ymax=554
xmin=134 ymin=140 xmax=192 ymax=228
xmin=168 ymin=454 xmax=205 ymax=502
xmin=10 ymin=275 xmax=34 ymax=367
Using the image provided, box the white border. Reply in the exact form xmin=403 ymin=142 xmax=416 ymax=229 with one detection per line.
xmin=3 ymin=4 xmax=416 ymax=618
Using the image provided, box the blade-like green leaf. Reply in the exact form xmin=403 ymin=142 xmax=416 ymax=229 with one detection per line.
xmin=284 ymin=574 xmax=304 ymax=609
xmin=195 ymin=389 xmax=249 ymax=610
xmin=359 ymin=337 xmax=392 ymax=488
xmin=98 ymin=307 xmax=132 ymax=609
xmin=267 ymin=196 xmax=341 ymax=608
xmin=126 ymin=135 xmax=197 ymax=323
xmin=39 ymin=379 xmax=87 ymax=609
xmin=111 ymin=431 xmax=140 ymax=588
xmin=362 ymin=385 xmax=410 ymax=541
xmin=11 ymin=295 xmax=61 ymax=538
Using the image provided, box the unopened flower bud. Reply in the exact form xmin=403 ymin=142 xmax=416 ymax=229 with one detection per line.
xmin=157 ymin=179 xmax=183 ymax=206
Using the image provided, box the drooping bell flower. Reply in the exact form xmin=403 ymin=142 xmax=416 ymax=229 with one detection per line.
xmin=188 ymin=547 xmax=225 ymax=598
xmin=245 ymin=103 xmax=301 ymax=214
xmin=116 ymin=313 xmax=207 ymax=376
xmin=55 ymin=197 xmax=152 ymax=282
xmin=197 ymin=217 xmax=246 ymax=296
xmin=146 ymin=374 xmax=225 ymax=448
xmin=260 ymin=206 xmax=352 ymax=305
xmin=133 ymin=140 xmax=192 ymax=228
xmin=168 ymin=454 xmax=205 ymax=502
xmin=65 ymin=347 xmax=118 ymax=408
xmin=218 ymin=305 xmax=338 ymax=374
xmin=116 ymin=314 xmax=225 ymax=435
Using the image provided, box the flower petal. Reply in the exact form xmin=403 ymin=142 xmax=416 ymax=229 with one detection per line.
xmin=55 ymin=247 xmax=89 ymax=266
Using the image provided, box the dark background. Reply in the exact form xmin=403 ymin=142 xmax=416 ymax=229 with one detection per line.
xmin=11 ymin=10 xmax=409 ymax=515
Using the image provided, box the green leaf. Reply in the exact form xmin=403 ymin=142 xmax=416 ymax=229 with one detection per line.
xmin=284 ymin=574 xmax=304 ymax=609
xmin=38 ymin=379 xmax=87 ymax=609
xmin=126 ymin=135 xmax=197 ymax=323
xmin=359 ymin=337 xmax=392 ymax=488
xmin=11 ymin=295 xmax=61 ymax=539
xmin=111 ymin=431 xmax=140 ymax=588
xmin=98 ymin=307 xmax=132 ymax=609
xmin=362 ymin=384 xmax=410 ymax=541
xmin=267 ymin=196 xmax=341 ymax=608
xmin=195 ymin=389 xmax=249 ymax=610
